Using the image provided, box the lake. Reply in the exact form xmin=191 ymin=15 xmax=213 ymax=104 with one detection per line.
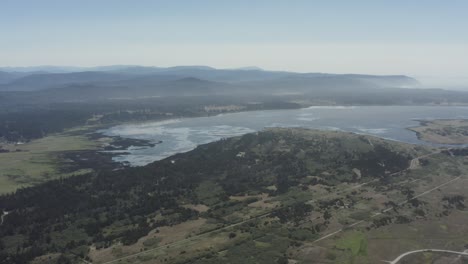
xmin=100 ymin=106 xmax=468 ymax=166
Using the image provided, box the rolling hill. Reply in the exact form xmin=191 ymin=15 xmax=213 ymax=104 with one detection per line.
xmin=0 ymin=66 xmax=420 ymax=92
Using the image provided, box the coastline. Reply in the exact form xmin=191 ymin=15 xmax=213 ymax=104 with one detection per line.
xmin=407 ymin=119 xmax=468 ymax=145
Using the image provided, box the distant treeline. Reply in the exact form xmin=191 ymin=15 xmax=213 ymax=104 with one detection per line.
xmin=0 ymin=96 xmax=300 ymax=142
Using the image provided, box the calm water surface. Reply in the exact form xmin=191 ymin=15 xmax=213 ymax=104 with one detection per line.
xmin=100 ymin=106 xmax=468 ymax=166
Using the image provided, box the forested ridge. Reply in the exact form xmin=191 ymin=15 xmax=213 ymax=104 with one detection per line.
xmin=0 ymin=129 xmax=419 ymax=263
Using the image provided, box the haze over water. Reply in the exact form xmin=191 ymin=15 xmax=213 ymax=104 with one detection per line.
xmin=101 ymin=105 xmax=468 ymax=166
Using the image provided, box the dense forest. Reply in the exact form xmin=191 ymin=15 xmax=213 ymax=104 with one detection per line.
xmin=0 ymin=129 xmax=420 ymax=263
xmin=0 ymin=95 xmax=300 ymax=142
xmin=3 ymin=86 xmax=468 ymax=143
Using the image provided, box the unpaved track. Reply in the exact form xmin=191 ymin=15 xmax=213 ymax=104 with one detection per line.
xmin=100 ymin=178 xmax=382 ymax=263
xmin=311 ymin=176 xmax=462 ymax=244
xmin=383 ymin=249 xmax=468 ymax=264
xmin=99 ymin=150 xmax=446 ymax=263
xmin=0 ymin=210 xmax=9 ymax=226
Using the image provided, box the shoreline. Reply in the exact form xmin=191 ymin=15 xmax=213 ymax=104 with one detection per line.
xmin=97 ymin=106 xmax=468 ymax=167
xmin=2 ymin=105 xmax=467 ymax=194
xmin=407 ymin=119 xmax=468 ymax=145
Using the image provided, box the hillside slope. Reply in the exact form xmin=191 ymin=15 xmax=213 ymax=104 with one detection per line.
xmin=0 ymin=128 xmax=436 ymax=263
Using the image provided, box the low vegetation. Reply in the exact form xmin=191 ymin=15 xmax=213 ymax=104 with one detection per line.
xmin=1 ymin=128 xmax=467 ymax=263
xmin=0 ymin=133 xmax=98 ymax=194
xmin=409 ymin=119 xmax=468 ymax=144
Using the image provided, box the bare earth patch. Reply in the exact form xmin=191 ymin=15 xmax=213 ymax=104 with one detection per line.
xmin=248 ymin=194 xmax=281 ymax=209
xmin=182 ymin=203 xmax=210 ymax=212
xmin=229 ymin=193 xmax=280 ymax=209
xmin=89 ymin=218 xmax=207 ymax=263
xmin=229 ymin=193 xmax=264 ymax=201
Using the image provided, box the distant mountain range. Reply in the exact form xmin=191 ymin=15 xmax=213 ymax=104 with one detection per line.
xmin=0 ymin=65 xmax=420 ymax=95
xmin=6 ymin=65 xmax=468 ymax=107
xmin=1 ymin=66 xmax=468 ymax=130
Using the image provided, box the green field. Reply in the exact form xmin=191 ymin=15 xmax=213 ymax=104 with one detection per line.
xmin=0 ymin=133 xmax=98 ymax=194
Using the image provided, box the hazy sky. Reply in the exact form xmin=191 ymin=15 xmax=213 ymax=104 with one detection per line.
xmin=1 ymin=0 xmax=467 ymax=87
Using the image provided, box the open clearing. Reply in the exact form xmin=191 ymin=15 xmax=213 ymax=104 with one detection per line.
xmin=93 ymin=148 xmax=468 ymax=264
xmin=0 ymin=133 xmax=98 ymax=194
xmin=3 ymin=127 xmax=468 ymax=264
xmin=409 ymin=119 xmax=468 ymax=145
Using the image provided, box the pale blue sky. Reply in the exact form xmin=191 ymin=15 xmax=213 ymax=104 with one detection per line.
xmin=1 ymin=0 xmax=467 ymax=86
